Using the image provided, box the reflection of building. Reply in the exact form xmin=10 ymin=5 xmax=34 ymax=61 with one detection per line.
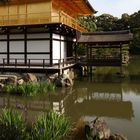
xmin=64 ymin=83 xmax=134 ymax=121
xmin=0 ymin=91 xmax=69 ymax=122
xmin=0 ymin=83 xmax=134 ymax=122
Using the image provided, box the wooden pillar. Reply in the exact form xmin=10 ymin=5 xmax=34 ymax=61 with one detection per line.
xmin=7 ymin=30 xmax=10 ymax=64
xmin=74 ymin=42 xmax=77 ymax=62
xmin=60 ymin=35 xmax=61 ymax=62
xmin=86 ymin=44 xmax=89 ymax=61
xmin=24 ymin=27 xmax=27 ymax=65
xmin=89 ymin=45 xmax=92 ymax=76
xmin=120 ymin=44 xmax=123 ymax=74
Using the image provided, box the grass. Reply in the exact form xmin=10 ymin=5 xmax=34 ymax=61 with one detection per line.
xmin=0 ymin=108 xmax=28 ymax=140
xmin=31 ymin=111 xmax=71 ymax=140
xmin=4 ymin=82 xmax=56 ymax=96
xmin=0 ymin=109 xmax=71 ymax=140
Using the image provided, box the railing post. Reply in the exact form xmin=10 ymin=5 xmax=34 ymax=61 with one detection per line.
xmin=58 ymin=59 xmax=61 ymax=68
xmin=3 ymin=58 xmax=5 ymax=67
xmin=15 ymin=59 xmax=17 ymax=67
xmin=43 ymin=59 xmax=45 ymax=68
xmin=29 ymin=59 xmax=30 ymax=68
xmin=63 ymin=59 xmax=65 ymax=67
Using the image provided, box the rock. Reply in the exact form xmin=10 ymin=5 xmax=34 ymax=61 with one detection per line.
xmin=85 ymin=117 xmax=111 ymax=140
xmin=24 ymin=73 xmax=38 ymax=82
xmin=109 ymin=133 xmax=127 ymax=140
xmin=0 ymin=83 xmax=4 ymax=88
xmin=54 ymin=74 xmax=73 ymax=87
xmin=68 ymin=70 xmax=75 ymax=80
xmin=0 ymin=75 xmax=18 ymax=85
xmin=17 ymin=79 xmax=24 ymax=85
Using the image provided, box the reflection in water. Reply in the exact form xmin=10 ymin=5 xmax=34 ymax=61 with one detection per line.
xmin=64 ymin=83 xmax=134 ymax=121
xmin=0 ymin=56 xmax=140 ymax=140
xmin=0 ymin=82 xmax=135 ymax=122
xmin=0 ymin=88 xmax=72 ymax=123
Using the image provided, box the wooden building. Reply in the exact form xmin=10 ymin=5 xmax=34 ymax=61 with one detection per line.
xmin=0 ymin=0 xmax=96 ymax=73
xmin=77 ymin=31 xmax=133 ymax=67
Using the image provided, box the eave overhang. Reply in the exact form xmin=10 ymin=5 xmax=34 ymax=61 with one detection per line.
xmin=77 ymin=30 xmax=133 ymax=45
xmin=53 ymin=0 xmax=96 ymax=17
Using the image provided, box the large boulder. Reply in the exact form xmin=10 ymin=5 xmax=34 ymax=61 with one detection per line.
xmin=17 ymin=79 xmax=24 ymax=85
xmin=85 ymin=117 xmax=111 ymax=140
xmin=109 ymin=133 xmax=127 ymax=140
xmin=0 ymin=75 xmax=18 ymax=85
xmin=0 ymin=83 xmax=4 ymax=92
xmin=54 ymin=74 xmax=73 ymax=87
xmin=23 ymin=73 xmax=38 ymax=82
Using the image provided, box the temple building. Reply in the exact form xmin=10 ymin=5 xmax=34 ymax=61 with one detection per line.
xmin=0 ymin=0 xmax=96 ymax=73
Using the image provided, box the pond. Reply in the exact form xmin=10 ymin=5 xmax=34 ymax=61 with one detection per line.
xmin=0 ymin=55 xmax=140 ymax=140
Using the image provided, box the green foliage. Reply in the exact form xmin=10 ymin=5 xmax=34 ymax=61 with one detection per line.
xmin=130 ymin=10 xmax=140 ymax=29
xmin=31 ymin=111 xmax=71 ymax=140
xmin=95 ymin=10 xmax=140 ymax=53
xmin=96 ymin=14 xmax=118 ymax=31
xmin=0 ymin=108 xmax=27 ymax=140
xmin=130 ymin=28 xmax=140 ymax=50
xmin=77 ymin=16 xmax=97 ymax=32
xmin=0 ymin=109 xmax=71 ymax=140
xmin=4 ymin=82 xmax=56 ymax=96
xmin=76 ymin=44 xmax=86 ymax=56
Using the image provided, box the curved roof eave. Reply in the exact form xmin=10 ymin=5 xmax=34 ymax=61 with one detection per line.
xmin=85 ymin=0 xmax=97 ymax=14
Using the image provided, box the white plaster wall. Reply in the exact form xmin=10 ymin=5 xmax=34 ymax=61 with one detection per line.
xmin=0 ymin=54 xmax=7 ymax=63
xmin=0 ymin=35 xmax=7 ymax=40
xmin=27 ymin=33 xmax=50 ymax=39
xmin=27 ymin=54 xmax=50 ymax=64
xmin=10 ymin=54 xmax=24 ymax=63
xmin=52 ymin=34 xmax=67 ymax=64
xmin=52 ymin=40 xmax=60 ymax=64
xmin=0 ymin=42 xmax=7 ymax=52
xmin=61 ymin=36 xmax=65 ymax=40
xmin=10 ymin=34 xmax=24 ymax=39
xmin=10 ymin=41 xmax=24 ymax=52
xmin=61 ymin=41 xmax=66 ymax=59
xmin=52 ymin=34 xmax=60 ymax=39
xmin=27 ymin=40 xmax=50 ymax=52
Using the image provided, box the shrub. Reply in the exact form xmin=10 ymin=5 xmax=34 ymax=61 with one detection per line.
xmin=0 ymin=108 xmax=28 ymax=140
xmin=31 ymin=111 xmax=71 ymax=140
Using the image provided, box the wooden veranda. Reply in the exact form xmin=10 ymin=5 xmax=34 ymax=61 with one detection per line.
xmin=0 ymin=57 xmax=75 ymax=74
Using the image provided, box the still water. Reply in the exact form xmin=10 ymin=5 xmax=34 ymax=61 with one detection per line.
xmin=0 ymin=56 xmax=140 ymax=140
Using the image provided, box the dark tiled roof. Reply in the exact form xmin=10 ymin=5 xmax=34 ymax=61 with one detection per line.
xmin=77 ymin=30 xmax=133 ymax=45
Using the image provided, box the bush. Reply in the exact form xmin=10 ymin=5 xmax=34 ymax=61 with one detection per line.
xmin=31 ymin=111 xmax=71 ymax=140
xmin=0 ymin=108 xmax=28 ymax=140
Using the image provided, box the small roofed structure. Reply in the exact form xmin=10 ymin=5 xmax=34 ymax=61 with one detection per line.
xmin=76 ymin=30 xmax=133 ymax=68
xmin=77 ymin=30 xmax=133 ymax=45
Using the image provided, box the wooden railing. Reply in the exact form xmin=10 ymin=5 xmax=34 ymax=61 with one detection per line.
xmin=2 ymin=57 xmax=75 ymax=69
xmin=0 ymin=11 xmax=87 ymax=32
xmin=78 ymin=56 xmax=122 ymax=66
xmin=59 ymin=11 xmax=87 ymax=32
